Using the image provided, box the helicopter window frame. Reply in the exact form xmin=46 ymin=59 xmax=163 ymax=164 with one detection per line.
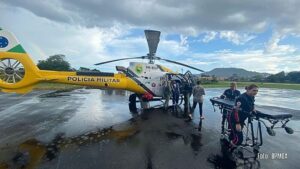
xmin=166 ymin=73 xmax=189 ymax=83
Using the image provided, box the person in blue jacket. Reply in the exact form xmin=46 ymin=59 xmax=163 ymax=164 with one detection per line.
xmin=229 ymin=84 xmax=258 ymax=147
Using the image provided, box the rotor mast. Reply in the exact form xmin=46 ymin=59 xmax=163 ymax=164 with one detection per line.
xmin=144 ymin=30 xmax=160 ymax=64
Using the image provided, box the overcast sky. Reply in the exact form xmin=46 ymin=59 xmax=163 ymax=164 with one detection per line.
xmin=1 ymin=0 xmax=300 ymax=73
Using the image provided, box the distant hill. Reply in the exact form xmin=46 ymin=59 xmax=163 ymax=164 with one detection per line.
xmin=202 ymin=68 xmax=270 ymax=78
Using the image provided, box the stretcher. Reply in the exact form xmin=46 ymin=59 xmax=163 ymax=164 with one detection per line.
xmin=209 ymin=97 xmax=294 ymax=163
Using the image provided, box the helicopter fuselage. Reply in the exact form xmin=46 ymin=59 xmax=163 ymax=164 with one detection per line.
xmin=0 ymin=29 xmax=195 ymax=97
xmin=40 ymin=62 xmax=171 ymax=97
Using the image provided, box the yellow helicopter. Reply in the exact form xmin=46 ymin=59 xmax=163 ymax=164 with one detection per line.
xmin=0 ymin=29 xmax=204 ymax=107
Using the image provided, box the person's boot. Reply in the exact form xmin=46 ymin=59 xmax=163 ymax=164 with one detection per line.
xmin=221 ymin=121 xmax=225 ymax=133
xmin=228 ymin=141 xmax=237 ymax=153
xmin=221 ymin=125 xmax=225 ymax=134
xmin=185 ymin=114 xmax=192 ymax=122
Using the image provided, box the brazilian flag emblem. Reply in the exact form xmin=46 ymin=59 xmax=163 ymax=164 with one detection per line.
xmin=135 ymin=64 xmax=143 ymax=74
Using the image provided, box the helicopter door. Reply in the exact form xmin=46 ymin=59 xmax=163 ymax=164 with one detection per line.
xmin=184 ymin=70 xmax=195 ymax=85
xmin=161 ymin=75 xmax=168 ymax=94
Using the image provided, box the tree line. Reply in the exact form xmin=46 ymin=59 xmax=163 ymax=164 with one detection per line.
xmin=37 ymin=54 xmax=99 ymax=72
xmin=264 ymin=71 xmax=300 ymax=83
xmin=228 ymin=71 xmax=300 ymax=83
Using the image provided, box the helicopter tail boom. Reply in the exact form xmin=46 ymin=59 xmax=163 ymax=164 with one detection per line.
xmin=0 ymin=29 xmax=147 ymax=94
xmin=0 ymin=51 xmax=147 ymax=94
xmin=38 ymin=70 xmax=147 ymax=94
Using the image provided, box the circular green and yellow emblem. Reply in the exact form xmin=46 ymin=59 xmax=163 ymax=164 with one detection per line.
xmin=135 ymin=64 xmax=143 ymax=74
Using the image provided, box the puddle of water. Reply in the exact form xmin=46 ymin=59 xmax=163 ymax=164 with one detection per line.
xmin=45 ymin=89 xmax=133 ymax=138
xmin=205 ymin=88 xmax=300 ymax=110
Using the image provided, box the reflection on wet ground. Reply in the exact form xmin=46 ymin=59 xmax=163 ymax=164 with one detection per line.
xmin=0 ymin=88 xmax=300 ymax=169
xmin=9 ymin=125 xmax=138 ymax=169
xmin=4 ymin=108 xmax=206 ymax=169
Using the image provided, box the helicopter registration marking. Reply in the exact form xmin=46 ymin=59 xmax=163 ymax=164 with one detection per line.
xmin=67 ymin=77 xmax=120 ymax=83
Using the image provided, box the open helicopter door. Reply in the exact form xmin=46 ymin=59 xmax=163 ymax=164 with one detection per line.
xmin=183 ymin=70 xmax=196 ymax=85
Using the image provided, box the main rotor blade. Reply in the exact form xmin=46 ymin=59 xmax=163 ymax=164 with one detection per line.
xmin=94 ymin=56 xmax=145 ymax=65
xmin=160 ymin=58 xmax=205 ymax=72
xmin=145 ymin=30 xmax=161 ymax=56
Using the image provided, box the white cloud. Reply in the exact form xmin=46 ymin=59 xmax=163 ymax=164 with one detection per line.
xmin=202 ymin=32 xmax=218 ymax=43
xmin=0 ymin=4 xmax=190 ymax=72
xmin=159 ymin=38 xmax=189 ymax=57
xmin=219 ymin=31 xmax=256 ymax=45
xmin=225 ymin=13 xmax=247 ymax=24
xmin=1 ymin=1 xmax=299 ymax=74
xmin=264 ymin=32 xmax=296 ymax=54
xmin=0 ymin=5 xmax=130 ymax=70
xmin=179 ymin=35 xmax=188 ymax=47
xmin=189 ymin=49 xmax=300 ymax=73
xmin=201 ymin=31 xmax=256 ymax=45
xmin=3 ymin=0 xmax=300 ymax=35
xmin=253 ymin=21 xmax=268 ymax=32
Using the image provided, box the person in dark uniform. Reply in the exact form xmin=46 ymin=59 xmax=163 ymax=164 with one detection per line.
xmin=221 ymin=82 xmax=241 ymax=100
xmin=163 ymin=77 xmax=172 ymax=110
xmin=228 ymin=84 xmax=259 ymax=147
xmin=171 ymin=80 xmax=180 ymax=112
xmin=220 ymin=82 xmax=241 ymax=132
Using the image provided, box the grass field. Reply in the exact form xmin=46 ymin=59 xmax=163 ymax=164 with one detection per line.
xmin=34 ymin=81 xmax=300 ymax=90
xmin=202 ymin=81 xmax=300 ymax=90
xmin=1 ymin=81 xmax=300 ymax=92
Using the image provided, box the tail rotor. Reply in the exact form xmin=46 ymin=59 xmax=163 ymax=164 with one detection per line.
xmin=0 ymin=58 xmax=25 ymax=84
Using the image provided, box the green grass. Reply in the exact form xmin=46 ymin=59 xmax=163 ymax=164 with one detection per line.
xmin=1 ymin=81 xmax=300 ymax=92
xmin=202 ymin=81 xmax=300 ymax=90
xmin=35 ymin=81 xmax=300 ymax=91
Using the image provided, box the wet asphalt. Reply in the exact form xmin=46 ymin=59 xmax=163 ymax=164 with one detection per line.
xmin=0 ymin=88 xmax=300 ymax=169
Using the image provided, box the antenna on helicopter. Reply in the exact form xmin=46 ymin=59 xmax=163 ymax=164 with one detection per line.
xmin=94 ymin=30 xmax=205 ymax=72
